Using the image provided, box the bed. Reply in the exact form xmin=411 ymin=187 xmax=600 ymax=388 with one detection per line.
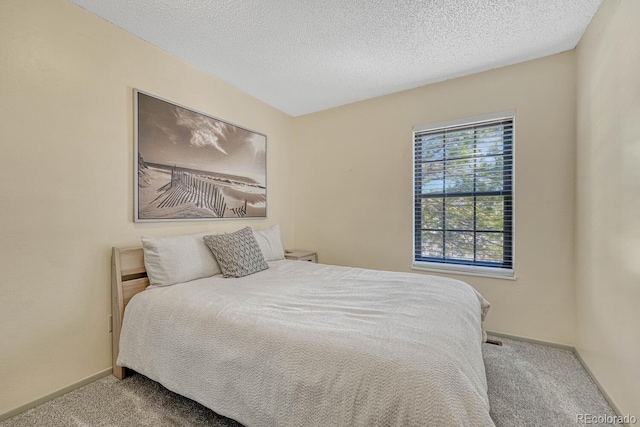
xmin=111 ymin=243 xmax=494 ymax=426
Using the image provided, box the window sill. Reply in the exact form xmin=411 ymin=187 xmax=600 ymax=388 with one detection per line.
xmin=411 ymin=263 xmax=517 ymax=281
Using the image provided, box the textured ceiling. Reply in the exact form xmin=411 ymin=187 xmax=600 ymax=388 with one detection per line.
xmin=69 ymin=0 xmax=602 ymax=116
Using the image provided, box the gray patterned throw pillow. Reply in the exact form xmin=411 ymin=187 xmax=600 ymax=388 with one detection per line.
xmin=203 ymin=227 xmax=269 ymax=278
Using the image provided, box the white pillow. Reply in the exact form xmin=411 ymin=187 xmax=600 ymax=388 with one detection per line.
xmin=252 ymin=225 xmax=285 ymax=261
xmin=142 ymin=232 xmax=221 ymax=287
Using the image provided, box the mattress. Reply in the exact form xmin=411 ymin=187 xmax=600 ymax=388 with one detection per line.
xmin=118 ymin=260 xmax=494 ymax=426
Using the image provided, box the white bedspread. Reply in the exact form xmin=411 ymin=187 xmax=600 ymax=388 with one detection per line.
xmin=118 ymin=260 xmax=494 ymax=426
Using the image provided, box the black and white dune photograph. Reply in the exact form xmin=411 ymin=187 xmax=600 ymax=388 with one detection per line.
xmin=135 ymin=91 xmax=266 ymax=221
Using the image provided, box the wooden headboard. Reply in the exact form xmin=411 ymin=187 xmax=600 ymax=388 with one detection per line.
xmin=111 ymin=246 xmax=149 ymax=379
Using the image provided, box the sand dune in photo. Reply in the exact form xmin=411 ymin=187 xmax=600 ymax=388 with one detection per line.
xmin=138 ymin=161 xmax=266 ymax=219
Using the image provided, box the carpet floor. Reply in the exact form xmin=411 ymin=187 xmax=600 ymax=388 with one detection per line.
xmin=1 ymin=337 xmax=620 ymax=426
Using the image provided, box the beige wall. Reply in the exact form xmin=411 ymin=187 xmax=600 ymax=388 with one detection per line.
xmin=0 ymin=0 xmax=295 ymax=415
xmin=575 ymin=0 xmax=640 ymax=417
xmin=293 ymin=52 xmax=577 ymax=345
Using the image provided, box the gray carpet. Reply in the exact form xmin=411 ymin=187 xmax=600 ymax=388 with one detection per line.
xmin=484 ymin=338 xmax=620 ymax=426
xmin=2 ymin=337 xmax=620 ymax=426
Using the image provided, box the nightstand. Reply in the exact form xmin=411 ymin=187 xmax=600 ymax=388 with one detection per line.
xmin=284 ymin=250 xmax=317 ymax=263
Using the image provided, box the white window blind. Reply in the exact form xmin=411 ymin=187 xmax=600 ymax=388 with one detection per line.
xmin=413 ymin=114 xmax=514 ymax=276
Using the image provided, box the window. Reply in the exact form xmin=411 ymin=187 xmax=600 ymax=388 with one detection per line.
xmin=413 ymin=112 xmax=514 ymax=278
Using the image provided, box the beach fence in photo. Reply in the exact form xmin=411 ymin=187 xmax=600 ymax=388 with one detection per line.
xmin=152 ymin=166 xmax=230 ymax=217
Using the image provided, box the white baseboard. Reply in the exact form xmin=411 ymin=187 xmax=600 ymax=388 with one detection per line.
xmin=0 ymin=368 xmax=112 ymax=422
xmin=486 ymin=330 xmax=574 ymax=350
xmin=573 ymin=350 xmax=631 ymax=427
xmin=487 ymin=330 xmax=631 ymax=427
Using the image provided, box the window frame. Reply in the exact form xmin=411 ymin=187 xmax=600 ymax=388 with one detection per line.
xmin=412 ymin=111 xmax=516 ymax=280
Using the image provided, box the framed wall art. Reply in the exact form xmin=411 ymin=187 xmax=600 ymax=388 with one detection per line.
xmin=134 ymin=90 xmax=266 ymax=222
